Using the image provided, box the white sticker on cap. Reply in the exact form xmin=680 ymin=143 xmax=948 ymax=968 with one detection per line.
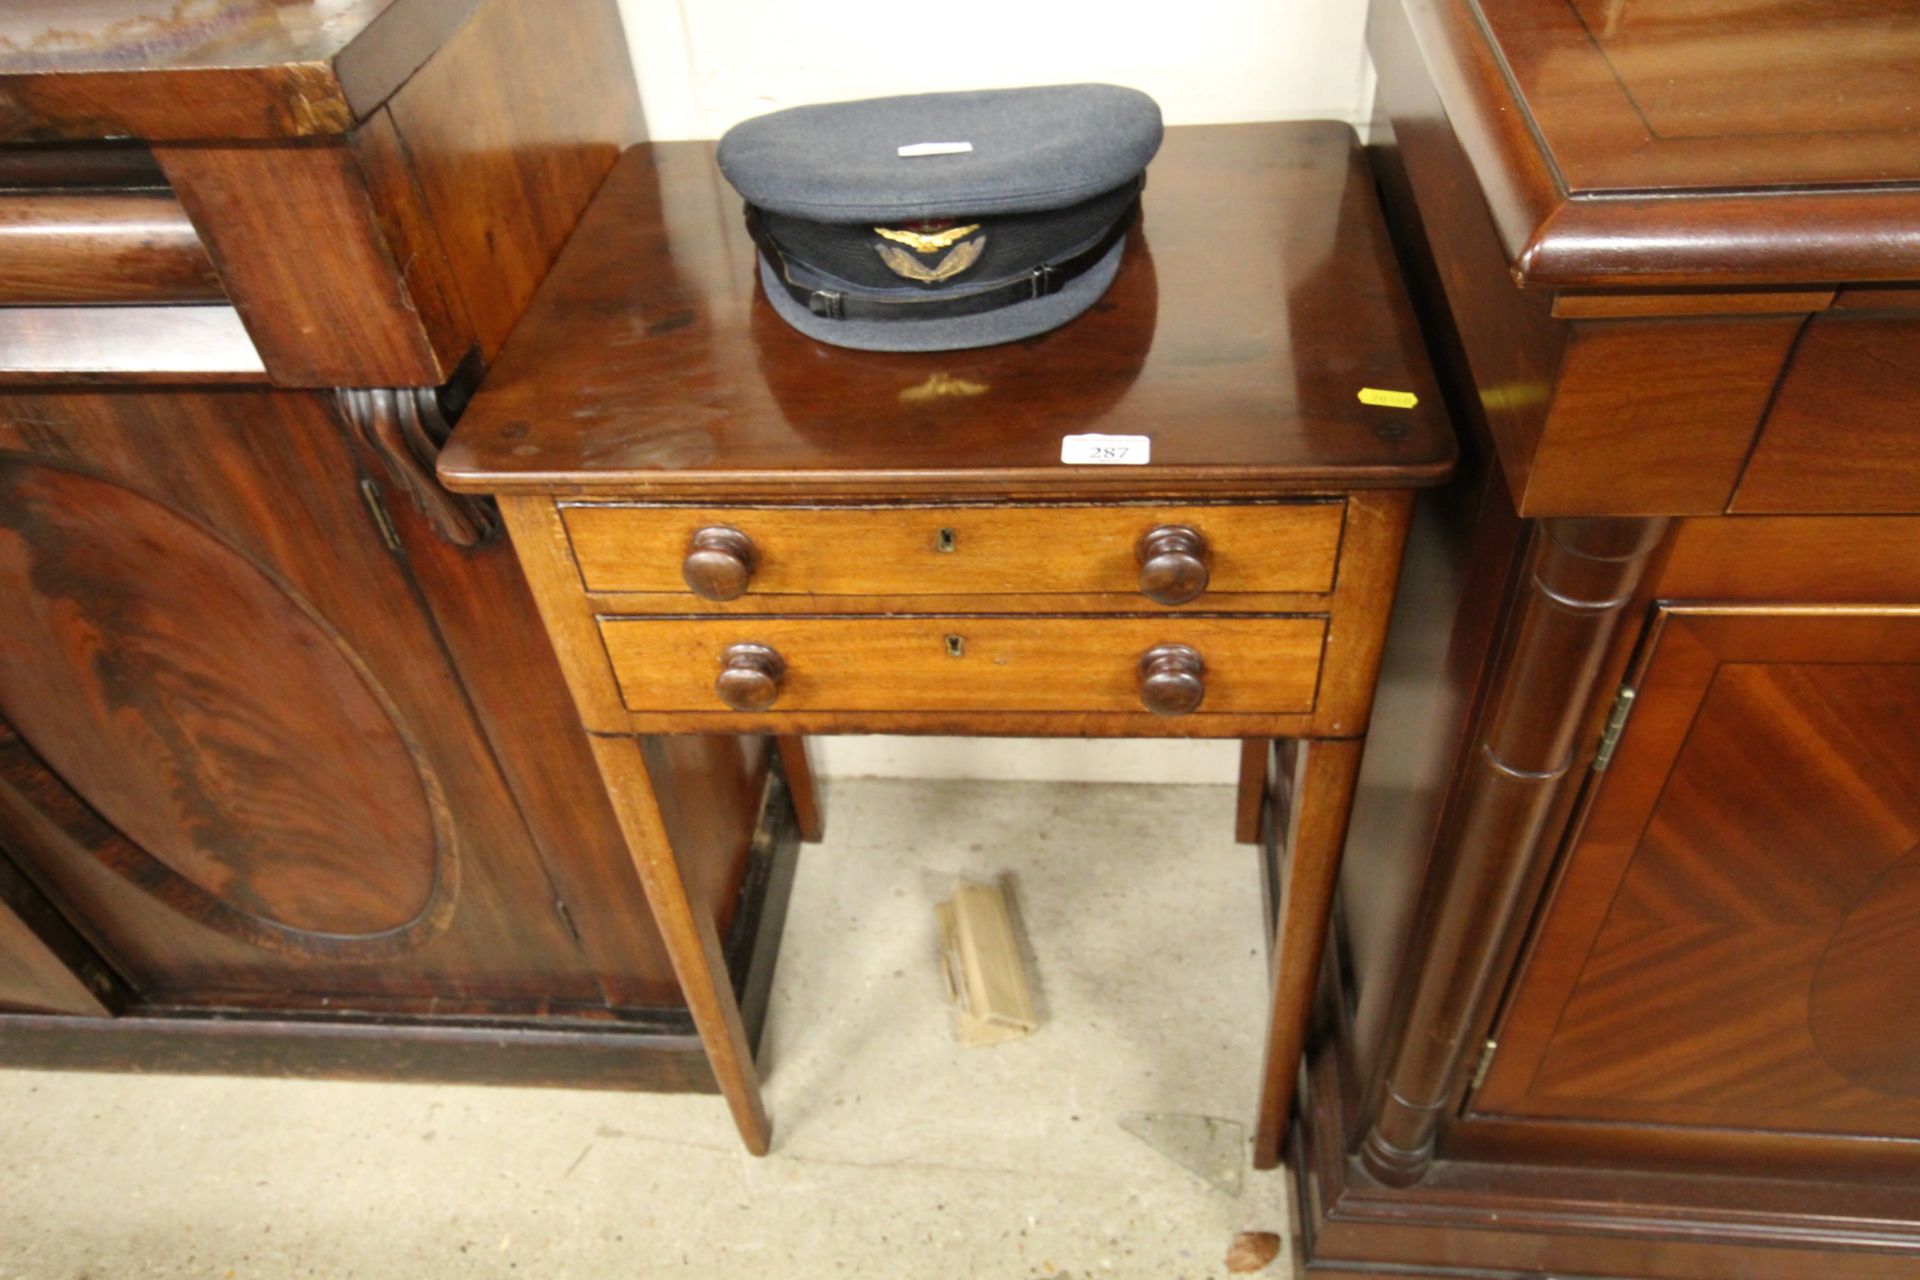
xmin=1061 ymin=434 xmax=1151 ymax=465
xmin=897 ymin=141 xmax=974 ymax=157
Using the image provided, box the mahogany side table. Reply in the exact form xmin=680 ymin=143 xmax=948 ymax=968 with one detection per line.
xmin=440 ymin=122 xmax=1454 ymax=1162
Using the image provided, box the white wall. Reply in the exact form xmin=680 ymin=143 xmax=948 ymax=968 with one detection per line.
xmin=810 ymin=736 xmax=1244 ymax=785
xmin=613 ymin=1 xmax=1375 ymax=782
xmin=616 ymin=0 xmax=1376 ymax=142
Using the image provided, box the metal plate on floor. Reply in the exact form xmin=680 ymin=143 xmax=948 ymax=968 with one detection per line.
xmin=1118 ymin=1112 xmax=1245 ymax=1196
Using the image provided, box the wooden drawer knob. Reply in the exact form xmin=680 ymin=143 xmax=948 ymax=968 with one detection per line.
xmin=715 ymin=643 xmax=785 ymax=711
xmin=1139 ymin=643 xmax=1205 ymax=717
xmin=1137 ymin=525 xmax=1210 ymax=605
xmin=683 ymin=526 xmax=758 ymax=601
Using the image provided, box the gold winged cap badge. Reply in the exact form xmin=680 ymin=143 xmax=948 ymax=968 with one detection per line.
xmin=873 ymin=223 xmax=981 ymax=253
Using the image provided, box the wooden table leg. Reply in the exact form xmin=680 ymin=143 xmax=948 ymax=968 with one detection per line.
xmin=1253 ymin=736 xmax=1364 ymax=1169
xmin=587 ymin=734 xmax=771 ymax=1155
xmin=1235 ymin=739 xmax=1270 ymax=844
xmin=775 ymin=735 xmax=825 ymax=842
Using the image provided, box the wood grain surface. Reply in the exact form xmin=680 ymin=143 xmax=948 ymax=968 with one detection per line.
xmin=0 ymin=0 xmax=480 ymax=141
xmin=1314 ymin=1 xmax=1920 ymax=1275
xmin=599 ymin=615 xmax=1327 ymax=718
xmin=1524 ymin=315 xmax=1804 ymax=515
xmin=464 ymin=122 xmax=1445 ymax=1160
xmin=0 ymin=460 xmax=443 ymax=944
xmin=1298 ymin=1029 xmax=1920 ymax=1280
xmin=0 ymin=144 xmax=167 ymax=189
xmin=1360 ymin=516 xmax=1669 ymax=1186
xmin=0 ymin=306 xmax=264 ymax=383
xmin=1386 ymin=0 xmax=1920 ymax=286
xmin=1734 ymin=313 xmax=1920 ymax=515
xmin=1663 ymin=516 xmax=1920 ymax=602
xmin=379 ymin=0 xmax=641 ymax=361
xmin=148 ymin=0 xmax=635 ymax=388
xmin=0 ymin=0 xmax=768 ymax=1094
xmin=159 ymin=140 xmax=455 ymax=387
xmin=0 ymin=391 xmax=598 ymax=1011
xmin=1477 ymin=607 xmax=1920 ymax=1139
xmin=563 ymin=501 xmax=1344 ymax=600
xmin=352 ymin=440 xmax=762 ymax=1012
xmin=0 ymin=191 xmax=223 ymax=304
xmin=441 ymin=125 xmax=1454 ymax=498
xmin=0 ymin=848 xmax=112 ymax=1017
xmin=1253 ymin=737 xmax=1364 ymax=1168
xmin=1482 ymin=0 xmax=1920 ymax=193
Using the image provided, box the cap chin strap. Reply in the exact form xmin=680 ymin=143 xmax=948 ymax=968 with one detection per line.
xmin=744 ymin=187 xmax=1140 ymax=324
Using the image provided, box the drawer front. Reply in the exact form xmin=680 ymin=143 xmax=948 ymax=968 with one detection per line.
xmin=599 ymin=616 xmax=1326 ymax=716
xmin=562 ymin=502 xmax=1344 ymax=601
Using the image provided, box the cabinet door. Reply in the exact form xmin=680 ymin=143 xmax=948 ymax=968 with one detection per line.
xmin=0 ymin=389 xmax=605 ymax=1018
xmin=1475 ymin=606 xmax=1920 ymax=1140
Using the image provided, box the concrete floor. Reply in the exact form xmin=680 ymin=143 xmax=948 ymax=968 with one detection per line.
xmin=0 ymin=778 xmax=1293 ymax=1278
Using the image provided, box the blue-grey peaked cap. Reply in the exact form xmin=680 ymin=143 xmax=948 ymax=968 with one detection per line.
xmin=717 ymin=84 xmax=1164 ymax=222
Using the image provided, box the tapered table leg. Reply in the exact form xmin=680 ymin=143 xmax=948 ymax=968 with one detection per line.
xmin=1235 ymin=739 xmax=1270 ymax=844
xmin=775 ymin=735 xmax=825 ymax=842
xmin=1253 ymin=736 xmax=1365 ymax=1169
xmin=588 ymin=734 xmax=771 ymax=1155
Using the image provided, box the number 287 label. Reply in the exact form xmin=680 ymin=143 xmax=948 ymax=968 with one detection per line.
xmin=1060 ymin=433 xmax=1151 ymax=466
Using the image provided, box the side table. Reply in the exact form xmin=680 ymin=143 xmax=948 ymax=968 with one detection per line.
xmin=439 ymin=122 xmax=1454 ymax=1161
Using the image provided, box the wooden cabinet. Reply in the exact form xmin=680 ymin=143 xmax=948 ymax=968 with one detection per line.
xmin=0 ymin=1 xmax=790 ymax=1092
xmin=0 ymin=392 xmax=604 ymax=1012
xmin=1296 ymin=1 xmax=1920 ymax=1276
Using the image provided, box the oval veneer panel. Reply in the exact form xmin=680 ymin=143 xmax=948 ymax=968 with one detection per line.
xmin=0 ymin=458 xmax=441 ymax=944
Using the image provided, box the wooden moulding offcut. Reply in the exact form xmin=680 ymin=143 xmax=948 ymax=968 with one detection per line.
xmin=936 ymin=877 xmax=1038 ymax=1047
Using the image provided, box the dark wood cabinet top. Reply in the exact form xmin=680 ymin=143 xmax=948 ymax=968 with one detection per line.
xmin=1394 ymin=0 xmax=1920 ymax=287
xmin=0 ymin=0 xmax=478 ymax=140
xmin=441 ymin=123 xmax=1455 ymax=501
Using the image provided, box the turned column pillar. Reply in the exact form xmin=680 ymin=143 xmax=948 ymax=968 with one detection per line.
xmin=1360 ymin=516 xmax=1668 ymax=1186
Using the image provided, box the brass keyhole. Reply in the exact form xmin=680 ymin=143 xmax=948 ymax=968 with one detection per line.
xmin=945 ymin=634 xmax=965 ymax=658
xmin=936 ymin=527 xmax=957 ymax=553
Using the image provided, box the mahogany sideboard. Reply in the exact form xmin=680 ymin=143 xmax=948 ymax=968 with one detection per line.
xmin=0 ymin=0 xmax=794 ymax=1093
xmin=439 ymin=123 xmax=1456 ymax=1155
xmin=1296 ymin=1 xmax=1920 ymax=1276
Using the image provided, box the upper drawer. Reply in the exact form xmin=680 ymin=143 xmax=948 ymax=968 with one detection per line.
xmin=560 ymin=501 xmax=1346 ymax=605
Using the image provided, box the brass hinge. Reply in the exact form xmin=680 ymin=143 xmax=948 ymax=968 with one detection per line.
xmin=1470 ymin=1038 xmax=1498 ymax=1090
xmin=358 ymin=478 xmax=404 ymax=554
xmin=1592 ymin=685 xmax=1638 ymax=772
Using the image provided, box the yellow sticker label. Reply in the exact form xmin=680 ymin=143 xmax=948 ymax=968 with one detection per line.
xmin=1358 ymin=387 xmax=1419 ymax=409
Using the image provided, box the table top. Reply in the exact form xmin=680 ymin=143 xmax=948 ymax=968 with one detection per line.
xmin=441 ymin=123 xmax=1454 ymax=502
xmin=0 ymin=0 xmax=478 ymax=140
xmin=1389 ymin=0 xmax=1920 ymax=287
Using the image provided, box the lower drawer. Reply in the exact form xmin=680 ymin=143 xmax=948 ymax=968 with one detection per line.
xmin=598 ymin=616 xmax=1326 ymax=716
